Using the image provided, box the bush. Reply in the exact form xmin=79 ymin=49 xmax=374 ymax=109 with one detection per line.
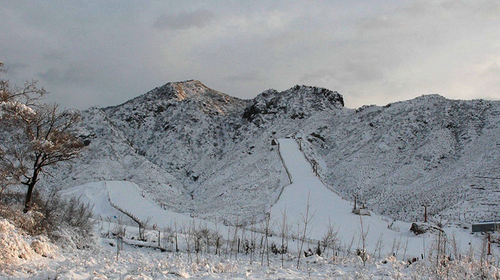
xmin=0 ymin=218 xmax=58 ymax=267
xmin=0 ymin=189 xmax=95 ymax=249
xmin=0 ymin=192 xmax=46 ymax=236
xmin=0 ymin=218 xmax=36 ymax=263
xmin=38 ymin=190 xmax=95 ymax=249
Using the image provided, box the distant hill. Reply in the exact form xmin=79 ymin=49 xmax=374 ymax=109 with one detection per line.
xmin=44 ymin=80 xmax=500 ymax=225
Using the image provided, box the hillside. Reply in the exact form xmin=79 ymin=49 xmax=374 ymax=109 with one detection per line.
xmin=43 ymin=81 xmax=500 ymax=225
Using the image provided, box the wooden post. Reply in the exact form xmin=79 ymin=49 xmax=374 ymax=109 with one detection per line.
xmin=116 ymin=236 xmax=122 ymax=260
xmin=424 ymin=205 xmax=427 ymax=223
xmin=488 ymin=233 xmax=491 ymax=255
xmin=175 ymin=229 xmax=179 ymax=252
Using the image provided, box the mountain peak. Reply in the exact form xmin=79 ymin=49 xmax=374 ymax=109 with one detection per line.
xmin=111 ymin=80 xmax=248 ymax=116
xmin=243 ymin=85 xmax=344 ymax=123
xmin=168 ymin=80 xmax=214 ymax=101
xmin=164 ymin=80 xmax=249 ymax=115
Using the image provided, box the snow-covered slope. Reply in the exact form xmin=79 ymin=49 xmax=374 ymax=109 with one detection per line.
xmin=62 ymin=179 xmax=479 ymax=258
xmin=304 ymin=95 xmax=500 ymax=224
xmin=44 ymin=81 xmax=500 ymax=226
xmin=47 ymin=107 xmax=185 ymax=210
xmin=271 ymin=138 xmax=478 ymax=254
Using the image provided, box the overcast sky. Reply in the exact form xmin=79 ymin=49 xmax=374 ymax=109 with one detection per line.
xmin=1 ymin=0 xmax=499 ymax=109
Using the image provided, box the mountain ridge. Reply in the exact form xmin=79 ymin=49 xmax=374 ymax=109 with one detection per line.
xmin=43 ymin=81 xmax=500 ymax=225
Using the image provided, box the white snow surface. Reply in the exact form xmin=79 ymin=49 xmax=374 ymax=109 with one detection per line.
xmin=106 ymin=181 xmax=198 ymax=228
xmin=62 ymin=181 xmax=201 ymax=229
xmin=271 ymin=139 xmax=480 ymax=256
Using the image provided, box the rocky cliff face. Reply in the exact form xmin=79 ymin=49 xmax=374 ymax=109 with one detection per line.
xmin=44 ymin=80 xmax=500 ymax=225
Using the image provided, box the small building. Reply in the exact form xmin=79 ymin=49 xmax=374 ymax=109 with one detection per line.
xmin=472 ymin=221 xmax=500 ymax=233
xmin=271 ymin=139 xmax=279 ymax=146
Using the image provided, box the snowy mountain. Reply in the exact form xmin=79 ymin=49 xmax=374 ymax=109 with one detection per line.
xmin=44 ymin=80 xmax=500 ymax=225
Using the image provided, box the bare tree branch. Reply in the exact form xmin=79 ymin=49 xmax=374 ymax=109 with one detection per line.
xmin=0 ymin=61 xmax=84 ymax=211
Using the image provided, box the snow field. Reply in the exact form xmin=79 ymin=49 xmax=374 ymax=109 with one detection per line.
xmin=4 ymin=173 xmax=500 ymax=279
xmin=62 ymin=140 xmax=483 ymax=262
xmin=271 ymin=138 xmax=482 ymax=258
xmin=4 ymin=221 xmax=500 ymax=280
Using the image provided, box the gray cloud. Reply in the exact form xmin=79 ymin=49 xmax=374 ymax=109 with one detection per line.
xmin=38 ymin=65 xmax=95 ymax=86
xmin=223 ymin=71 xmax=262 ymax=82
xmin=0 ymin=0 xmax=498 ymax=110
xmin=299 ymin=70 xmax=334 ymax=84
xmin=484 ymin=63 xmax=500 ymax=75
xmin=3 ymin=62 xmax=28 ymax=76
xmin=42 ymin=50 xmax=66 ymax=61
xmin=154 ymin=9 xmax=215 ymax=30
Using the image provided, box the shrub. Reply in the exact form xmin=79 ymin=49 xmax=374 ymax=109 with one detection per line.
xmin=39 ymin=190 xmax=95 ymax=249
xmin=0 ymin=192 xmax=46 ymax=236
xmin=0 ymin=189 xmax=95 ymax=249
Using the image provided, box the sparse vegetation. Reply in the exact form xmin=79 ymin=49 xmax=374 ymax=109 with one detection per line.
xmin=0 ymin=190 xmax=95 ymax=249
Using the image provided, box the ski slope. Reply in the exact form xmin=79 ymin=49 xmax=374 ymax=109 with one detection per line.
xmin=271 ymin=139 xmax=479 ymax=256
xmin=62 ymin=181 xmax=204 ymax=230
xmin=61 ymin=140 xmax=482 ymax=258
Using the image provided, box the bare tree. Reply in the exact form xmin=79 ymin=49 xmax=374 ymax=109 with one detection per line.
xmin=279 ymin=206 xmax=292 ymax=268
xmin=161 ymin=226 xmax=174 ymax=251
xmin=373 ymin=234 xmax=385 ymax=260
xmin=1 ymin=62 xmax=44 ymax=198
xmin=182 ymin=223 xmax=192 ymax=263
xmin=232 ymin=218 xmax=240 ymax=260
xmin=322 ymin=220 xmax=340 ymax=259
xmin=114 ymin=215 xmax=125 ymax=261
xmin=213 ymin=220 xmax=222 ymax=256
xmin=138 ymin=216 xmax=152 ymax=241
xmin=225 ymin=223 xmax=232 ymax=258
xmin=0 ymin=62 xmax=84 ymax=212
xmin=249 ymin=217 xmax=256 ymax=265
xmin=358 ymin=216 xmax=370 ymax=266
xmin=297 ymin=192 xmax=315 ymax=269
xmin=174 ymin=220 xmax=179 ymax=252
xmin=260 ymin=213 xmax=272 ymax=267
xmin=192 ymin=220 xmax=200 ymax=264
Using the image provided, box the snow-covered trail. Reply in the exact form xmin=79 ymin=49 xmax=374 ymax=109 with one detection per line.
xmin=62 ymin=181 xmax=210 ymax=230
xmin=106 ymin=181 xmax=200 ymax=228
xmin=270 ymin=139 xmax=479 ymax=256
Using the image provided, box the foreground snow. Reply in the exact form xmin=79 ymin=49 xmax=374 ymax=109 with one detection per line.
xmin=2 ymin=181 xmax=499 ymax=279
xmin=2 ymin=224 xmax=499 ymax=280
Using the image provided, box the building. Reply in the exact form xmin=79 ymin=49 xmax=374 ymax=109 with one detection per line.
xmin=472 ymin=221 xmax=500 ymax=233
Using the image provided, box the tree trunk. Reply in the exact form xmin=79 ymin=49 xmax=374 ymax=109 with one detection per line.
xmin=23 ymin=168 xmax=40 ymax=213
